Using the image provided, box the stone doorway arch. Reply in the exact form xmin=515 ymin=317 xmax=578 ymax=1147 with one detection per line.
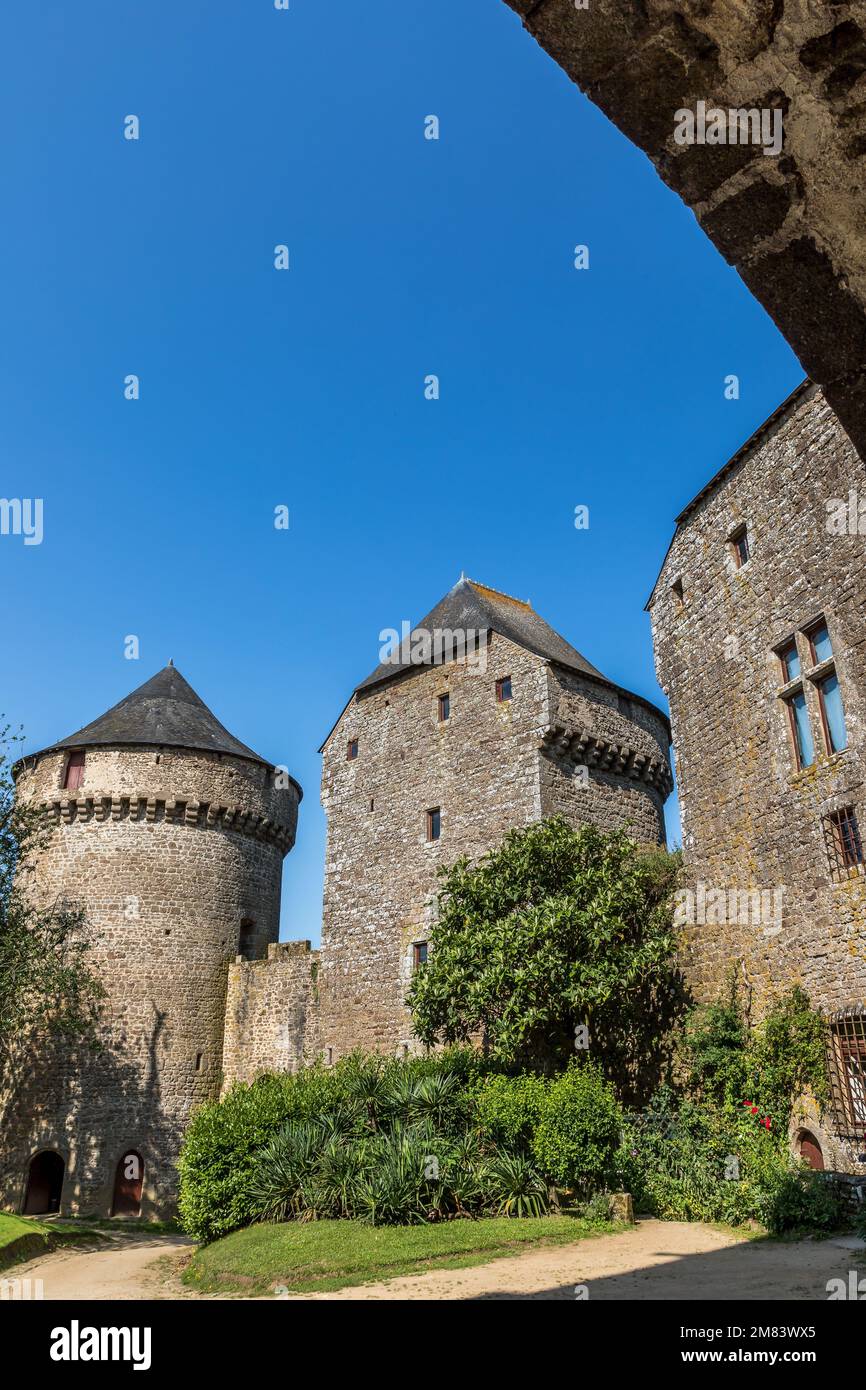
xmin=111 ymin=1150 xmax=144 ymax=1217
xmin=23 ymin=1150 xmax=65 ymax=1215
xmin=797 ymin=1129 xmax=825 ymax=1171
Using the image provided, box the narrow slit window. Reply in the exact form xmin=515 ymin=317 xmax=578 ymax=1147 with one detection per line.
xmin=347 ymin=738 xmax=359 ymax=761
xmin=437 ymin=693 xmax=450 ymax=722
xmin=426 ymin=807 xmax=441 ymax=842
xmin=496 ymin=677 xmax=512 ymax=703
xmin=63 ymin=750 xmax=86 ymax=791
xmin=730 ymin=525 xmax=750 ymax=568
xmin=671 ymin=578 xmax=684 ymax=606
xmin=785 ymin=690 xmax=814 ymax=770
xmin=238 ymin=919 xmax=256 ymax=961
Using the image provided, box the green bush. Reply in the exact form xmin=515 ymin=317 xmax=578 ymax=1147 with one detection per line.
xmin=531 ymin=1061 xmax=621 ymax=1195
xmin=481 ymin=1151 xmax=549 ymax=1218
xmin=764 ymin=1172 xmax=847 ymax=1236
xmin=616 ymin=1090 xmax=807 ymax=1227
xmin=473 ymin=1073 xmax=549 ymax=1151
xmin=178 ymin=1049 xmax=484 ymax=1242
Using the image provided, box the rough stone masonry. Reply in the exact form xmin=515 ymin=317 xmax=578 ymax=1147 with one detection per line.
xmin=649 ymin=381 xmax=866 ymax=1172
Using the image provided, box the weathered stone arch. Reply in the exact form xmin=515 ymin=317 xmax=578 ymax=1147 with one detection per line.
xmin=505 ymin=0 xmax=866 ymax=454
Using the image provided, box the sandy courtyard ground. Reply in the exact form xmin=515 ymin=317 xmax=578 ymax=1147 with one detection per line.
xmin=9 ymin=1221 xmax=864 ymax=1302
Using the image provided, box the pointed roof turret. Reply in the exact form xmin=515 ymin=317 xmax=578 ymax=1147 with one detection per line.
xmin=356 ymin=576 xmax=607 ymax=692
xmin=41 ymin=665 xmax=273 ymax=768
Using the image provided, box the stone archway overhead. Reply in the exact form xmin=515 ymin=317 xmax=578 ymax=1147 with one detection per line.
xmin=504 ymin=1 xmax=866 ymax=457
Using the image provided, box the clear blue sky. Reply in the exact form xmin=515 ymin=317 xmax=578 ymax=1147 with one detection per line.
xmin=0 ymin=0 xmax=803 ymax=944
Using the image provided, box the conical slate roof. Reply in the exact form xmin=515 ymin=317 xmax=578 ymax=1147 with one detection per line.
xmin=356 ymin=577 xmax=607 ymax=692
xmin=42 ymin=664 xmax=271 ymax=767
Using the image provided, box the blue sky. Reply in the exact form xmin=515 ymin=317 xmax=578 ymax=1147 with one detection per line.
xmin=0 ymin=0 xmax=803 ymax=943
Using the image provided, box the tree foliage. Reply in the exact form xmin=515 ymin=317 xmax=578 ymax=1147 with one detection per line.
xmin=0 ymin=726 xmax=103 ymax=1088
xmin=407 ymin=817 xmax=683 ymax=1083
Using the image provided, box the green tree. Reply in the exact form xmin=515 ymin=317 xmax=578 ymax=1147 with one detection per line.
xmin=408 ymin=817 xmax=683 ymax=1085
xmin=0 ymin=726 xmax=103 ymax=1090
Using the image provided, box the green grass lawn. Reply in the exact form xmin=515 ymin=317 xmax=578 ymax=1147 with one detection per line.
xmin=184 ymin=1214 xmax=625 ymax=1296
xmin=0 ymin=1213 xmax=105 ymax=1272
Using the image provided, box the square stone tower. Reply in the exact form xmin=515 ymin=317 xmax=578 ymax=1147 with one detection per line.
xmin=648 ymin=382 xmax=866 ymax=1172
xmin=316 ymin=578 xmax=671 ymax=1060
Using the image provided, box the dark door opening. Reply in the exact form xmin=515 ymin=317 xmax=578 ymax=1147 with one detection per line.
xmin=23 ymin=1150 xmax=65 ymax=1215
xmin=111 ymin=1151 xmax=144 ymax=1217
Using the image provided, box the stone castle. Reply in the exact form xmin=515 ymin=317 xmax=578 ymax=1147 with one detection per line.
xmin=1 ymin=579 xmax=671 ymax=1218
xmin=4 ymin=401 xmax=866 ymax=1216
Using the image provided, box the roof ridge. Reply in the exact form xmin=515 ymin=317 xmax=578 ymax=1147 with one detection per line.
xmin=464 ymin=578 xmax=532 ymax=610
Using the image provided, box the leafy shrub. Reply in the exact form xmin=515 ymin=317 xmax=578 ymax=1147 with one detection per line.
xmin=573 ymin=1192 xmax=614 ymax=1224
xmin=616 ymin=1089 xmax=787 ymax=1226
xmin=481 ymin=1152 xmax=549 ymax=1218
xmin=178 ymin=1049 xmax=484 ymax=1242
xmin=531 ymin=1061 xmax=621 ymax=1195
xmin=178 ymin=1067 xmax=345 ymax=1242
xmin=473 ymin=1073 xmax=549 ymax=1151
xmin=764 ymin=1172 xmax=847 ymax=1236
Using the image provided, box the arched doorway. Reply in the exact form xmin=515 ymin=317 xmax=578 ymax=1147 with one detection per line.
xmin=798 ymin=1130 xmax=825 ymax=1171
xmin=111 ymin=1151 xmax=144 ymax=1217
xmin=23 ymin=1151 xmax=65 ymax=1215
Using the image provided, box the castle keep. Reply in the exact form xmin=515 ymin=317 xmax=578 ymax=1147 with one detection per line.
xmin=222 ymin=579 xmax=671 ymax=1083
xmin=648 ymin=382 xmax=866 ymax=1172
xmin=2 ymin=581 xmax=671 ymax=1216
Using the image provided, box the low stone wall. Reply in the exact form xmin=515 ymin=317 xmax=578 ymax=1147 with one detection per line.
xmin=221 ymin=940 xmax=320 ymax=1091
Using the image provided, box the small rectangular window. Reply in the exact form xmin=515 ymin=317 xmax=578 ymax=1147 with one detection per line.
xmin=347 ymin=738 xmax=359 ymax=761
xmin=413 ymin=941 xmax=428 ymax=970
xmin=496 ymin=677 xmax=512 ymax=703
xmin=438 ymin=693 xmax=450 ymax=722
xmin=806 ymin=621 xmax=833 ymax=665
xmin=426 ymin=807 xmax=441 ymax=841
xmin=730 ymin=525 xmax=750 ymax=568
xmin=785 ymin=690 xmax=814 ymax=770
xmin=824 ymin=807 xmax=863 ymax=880
xmin=816 ymin=671 xmax=847 ymax=754
xmin=779 ymin=641 xmax=800 ymax=683
xmin=63 ymin=750 xmax=86 ymax=791
xmin=671 ymin=578 xmax=684 ymax=606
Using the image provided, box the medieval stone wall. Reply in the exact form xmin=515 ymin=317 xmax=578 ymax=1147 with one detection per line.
xmin=221 ymin=940 xmax=320 ymax=1089
xmin=649 ymin=385 xmax=866 ymax=1021
xmin=0 ymin=744 xmax=298 ymax=1218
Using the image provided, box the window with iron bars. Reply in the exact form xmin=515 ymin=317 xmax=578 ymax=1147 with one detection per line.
xmin=827 ymin=1014 xmax=866 ymax=1141
xmin=822 ymin=806 xmax=864 ymax=881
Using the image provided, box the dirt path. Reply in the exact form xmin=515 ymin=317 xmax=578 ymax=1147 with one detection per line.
xmin=10 ymin=1222 xmax=864 ymax=1301
xmin=300 ymin=1222 xmax=864 ymax=1301
xmin=10 ymin=1234 xmax=199 ymax=1301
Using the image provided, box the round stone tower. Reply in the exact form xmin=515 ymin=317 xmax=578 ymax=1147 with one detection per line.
xmin=0 ymin=664 xmax=301 ymax=1219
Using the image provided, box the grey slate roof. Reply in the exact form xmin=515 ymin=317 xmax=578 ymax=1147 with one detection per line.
xmin=356 ymin=577 xmax=607 ymax=692
xmin=42 ymin=664 xmax=273 ymax=768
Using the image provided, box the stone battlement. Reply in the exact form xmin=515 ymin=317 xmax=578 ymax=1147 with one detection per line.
xmin=35 ymin=791 xmax=296 ymax=851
